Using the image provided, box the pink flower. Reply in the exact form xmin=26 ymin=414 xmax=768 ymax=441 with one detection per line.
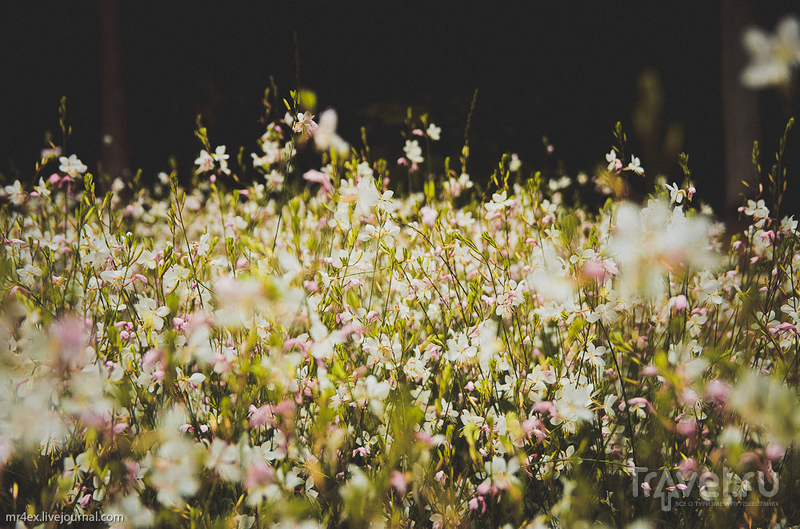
xmin=292 ymin=112 xmax=318 ymax=137
xmin=303 ymin=169 xmax=334 ymax=194
xmin=676 ymin=418 xmax=697 ymax=436
xmin=705 ymin=379 xmax=731 ymax=405
xmin=420 ymin=206 xmax=438 ymax=227
xmin=390 ymin=471 xmax=407 ymax=494
xmin=245 ymin=461 xmax=275 ymax=489
xmin=640 ymin=365 xmax=659 ymax=376
xmin=672 ymin=294 xmax=688 ymax=311
xmin=627 ymin=397 xmax=655 ymax=414
xmin=248 ymin=404 xmax=275 ymax=429
xmin=766 ymin=443 xmax=784 ymax=461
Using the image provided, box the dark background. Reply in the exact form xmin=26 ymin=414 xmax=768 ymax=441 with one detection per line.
xmin=1 ymin=3 xmax=798 ymax=216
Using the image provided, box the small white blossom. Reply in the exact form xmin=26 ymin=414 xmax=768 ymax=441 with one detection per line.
xmin=59 ymin=154 xmax=88 ymax=177
xmin=404 ymin=139 xmax=424 ymax=164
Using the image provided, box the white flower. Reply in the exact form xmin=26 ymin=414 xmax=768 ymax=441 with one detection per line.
xmin=603 ymin=394 xmax=618 ymax=418
xmin=482 ymin=456 xmax=521 ymax=491
xmin=313 ymin=108 xmax=350 ymax=155
xmin=627 ymin=155 xmax=644 ymax=176
xmin=446 ymin=332 xmax=477 ymax=363
xmin=194 ymin=150 xmax=214 ymax=173
xmin=781 ymin=215 xmax=798 ymax=234
xmin=135 ymin=297 xmax=170 ymax=331
xmin=743 ymin=199 xmax=770 ymax=227
xmin=484 ymin=190 xmax=515 ymax=219
xmin=404 ymin=139 xmax=424 ymax=164
xmin=585 ymin=341 xmax=607 ymax=370
xmin=554 ymin=381 xmax=594 ymax=424
xmin=136 ymin=249 xmax=158 ymax=270
xmin=665 ymin=182 xmax=683 ymax=204
xmin=212 ymin=146 xmax=231 ymax=175
xmin=610 ymin=200 xmax=716 ymax=299
xmin=34 ymin=177 xmax=51 ymax=198
xmin=163 ymin=265 xmax=190 ymax=293
xmin=741 ymin=15 xmax=800 ymax=88
xmin=606 ymin=150 xmax=619 ymax=171
xmin=17 ymin=264 xmax=42 ymax=287
xmin=292 ymin=112 xmax=318 ymax=136
xmin=4 ymin=180 xmax=25 ymax=205
xmin=355 ymin=174 xmax=381 ymax=218
xmin=265 ymin=170 xmax=284 ymax=191
xmin=59 ymin=154 xmax=88 ymax=177
xmin=426 ymin=123 xmax=441 ymax=141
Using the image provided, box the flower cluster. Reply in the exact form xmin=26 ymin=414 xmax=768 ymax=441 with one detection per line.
xmin=0 ymin=100 xmax=797 ymax=528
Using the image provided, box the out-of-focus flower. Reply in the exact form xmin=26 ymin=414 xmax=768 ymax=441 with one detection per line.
xmin=194 ymin=150 xmax=214 ymax=173
xmin=355 ymin=174 xmax=380 ymax=218
xmin=49 ymin=315 xmax=91 ymax=373
xmin=303 ymin=169 xmax=334 ymax=194
xmin=313 ymin=109 xmax=350 ymax=156
xmin=426 ymin=123 xmax=441 ymax=141
xmin=404 ymin=140 xmax=424 ymax=167
xmin=610 ymin=200 xmax=717 ymax=299
xmin=741 ymin=15 xmax=800 ymax=88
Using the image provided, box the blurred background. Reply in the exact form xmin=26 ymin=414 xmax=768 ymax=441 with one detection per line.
xmin=1 ymin=2 xmax=798 ymax=218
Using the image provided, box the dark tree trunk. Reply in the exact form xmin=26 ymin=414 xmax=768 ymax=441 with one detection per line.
xmin=99 ymin=0 xmax=130 ymax=184
xmin=720 ymin=0 xmax=759 ymax=218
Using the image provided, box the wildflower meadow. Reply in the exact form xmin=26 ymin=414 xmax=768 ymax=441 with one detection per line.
xmin=3 ymin=17 xmax=800 ymax=529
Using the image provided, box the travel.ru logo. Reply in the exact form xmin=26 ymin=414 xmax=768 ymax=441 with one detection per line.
xmin=632 ymin=466 xmax=779 ymax=511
